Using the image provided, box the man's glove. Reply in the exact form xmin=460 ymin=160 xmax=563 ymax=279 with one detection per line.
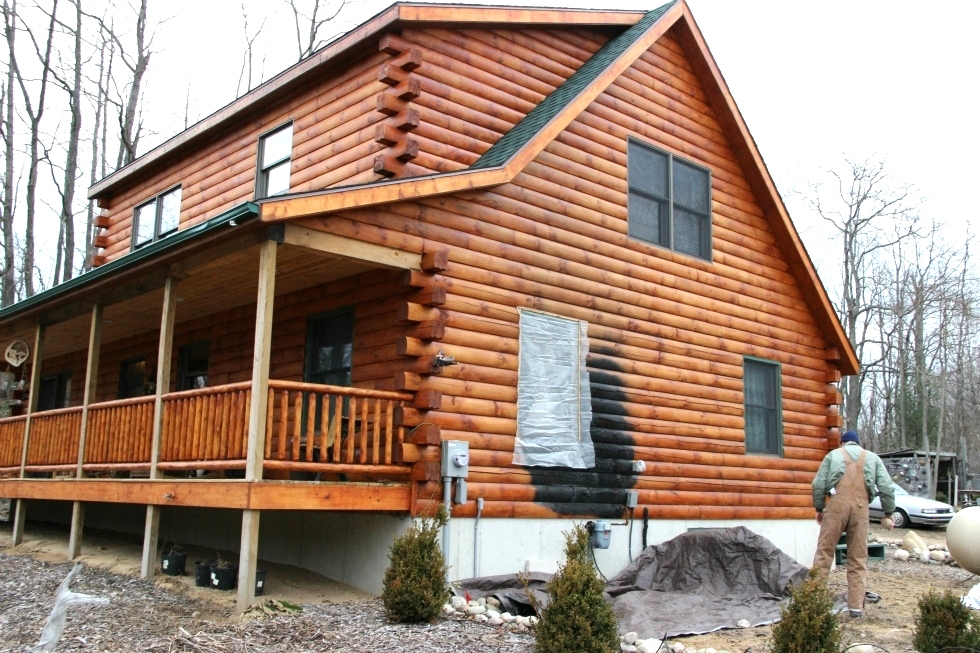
xmin=881 ymin=515 xmax=895 ymax=530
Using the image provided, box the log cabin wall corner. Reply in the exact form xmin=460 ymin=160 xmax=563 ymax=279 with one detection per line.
xmin=0 ymin=1 xmax=856 ymax=594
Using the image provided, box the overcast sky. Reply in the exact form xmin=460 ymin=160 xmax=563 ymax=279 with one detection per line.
xmin=140 ymin=0 xmax=979 ymax=278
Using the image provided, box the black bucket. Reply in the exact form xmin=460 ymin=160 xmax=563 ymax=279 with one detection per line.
xmin=255 ymin=568 xmax=268 ymax=596
xmin=161 ymin=552 xmax=187 ymax=576
xmin=194 ymin=560 xmax=215 ymax=587
xmin=210 ymin=564 xmax=236 ymax=591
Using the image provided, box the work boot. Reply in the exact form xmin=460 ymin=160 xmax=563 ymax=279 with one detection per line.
xmin=848 ymin=609 xmax=863 ymax=619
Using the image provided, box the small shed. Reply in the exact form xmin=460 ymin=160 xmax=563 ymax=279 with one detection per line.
xmin=877 ymin=449 xmax=958 ymax=502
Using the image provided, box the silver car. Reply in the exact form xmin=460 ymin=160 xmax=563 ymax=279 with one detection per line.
xmin=869 ymin=485 xmax=954 ymax=528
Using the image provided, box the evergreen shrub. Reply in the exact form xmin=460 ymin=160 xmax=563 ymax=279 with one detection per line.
xmin=535 ymin=524 xmax=618 ymax=653
xmin=381 ymin=504 xmax=451 ymax=623
xmin=913 ymin=589 xmax=980 ymax=652
xmin=769 ymin=573 xmax=840 ymax=653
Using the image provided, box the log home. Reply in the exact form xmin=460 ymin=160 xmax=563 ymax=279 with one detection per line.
xmin=0 ymin=1 xmax=856 ymax=608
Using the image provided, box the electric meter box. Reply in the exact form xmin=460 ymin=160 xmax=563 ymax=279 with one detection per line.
xmin=590 ymin=520 xmax=611 ymax=549
xmin=441 ymin=440 xmax=470 ymax=478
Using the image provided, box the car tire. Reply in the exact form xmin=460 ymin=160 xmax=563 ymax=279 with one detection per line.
xmin=892 ymin=509 xmax=909 ymax=529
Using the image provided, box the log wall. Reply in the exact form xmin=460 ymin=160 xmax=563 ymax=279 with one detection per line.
xmin=297 ymin=27 xmax=838 ymax=520
xmin=94 ymin=27 xmax=611 ymax=265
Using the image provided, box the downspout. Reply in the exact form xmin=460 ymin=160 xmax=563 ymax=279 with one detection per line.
xmin=473 ymin=497 xmax=484 ymax=577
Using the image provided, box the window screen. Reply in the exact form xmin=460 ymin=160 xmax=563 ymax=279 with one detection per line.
xmin=628 ymin=139 xmax=711 ymax=260
xmin=257 ymin=123 xmax=293 ymax=198
xmin=744 ymin=357 xmax=782 ymax=455
xmin=513 ymin=309 xmax=594 ymax=469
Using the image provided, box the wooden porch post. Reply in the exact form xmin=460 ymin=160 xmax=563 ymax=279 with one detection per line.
xmin=237 ymin=239 xmax=276 ymax=610
xmin=141 ymin=277 xmax=178 ymax=579
xmin=68 ymin=304 xmax=103 ymax=559
xmin=12 ymin=323 xmax=44 ymax=546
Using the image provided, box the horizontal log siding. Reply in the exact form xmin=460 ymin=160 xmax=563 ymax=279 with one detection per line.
xmin=295 ymin=30 xmax=833 ymax=519
xmin=98 ymin=53 xmax=391 ymax=263
xmin=398 ymin=27 xmax=607 ymax=173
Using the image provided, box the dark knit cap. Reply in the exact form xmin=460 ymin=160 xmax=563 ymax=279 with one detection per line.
xmin=841 ymin=430 xmax=860 ymax=444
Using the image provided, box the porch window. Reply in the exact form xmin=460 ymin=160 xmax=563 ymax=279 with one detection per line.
xmin=256 ymin=123 xmax=293 ymax=198
xmin=743 ymin=357 xmax=782 ymax=456
xmin=513 ymin=308 xmax=594 ymax=469
xmin=304 ymin=308 xmax=354 ymax=428
xmin=118 ymin=357 xmax=147 ymax=399
xmin=38 ymin=371 xmax=71 ymax=410
xmin=177 ymin=341 xmax=209 ymax=391
xmin=627 ymin=138 xmax=711 ymax=261
xmin=133 ymin=186 xmax=181 ymax=250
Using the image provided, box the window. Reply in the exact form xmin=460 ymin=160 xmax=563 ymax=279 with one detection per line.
xmin=256 ymin=123 xmax=293 ymax=198
xmin=513 ymin=309 xmax=594 ymax=469
xmin=119 ymin=357 xmax=147 ymax=399
xmin=133 ymin=186 xmax=181 ymax=249
xmin=627 ymin=138 xmax=711 ymax=260
xmin=177 ymin=341 xmax=209 ymax=391
xmin=38 ymin=371 xmax=71 ymax=411
xmin=743 ymin=357 xmax=782 ymax=455
xmin=304 ymin=308 xmax=354 ymax=427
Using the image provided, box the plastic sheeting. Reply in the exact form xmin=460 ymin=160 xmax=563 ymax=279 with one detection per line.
xmin=455 ymin=527 xmax=809 ymax=639
xmin=606 ymin=527 xmax=809 ymax=638
xmin=513 ymin=309 xmax=594 ymax=469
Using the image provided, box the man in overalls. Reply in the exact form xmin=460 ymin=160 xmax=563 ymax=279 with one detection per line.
xmin=811 ymin=430 xmax=896 ymax=618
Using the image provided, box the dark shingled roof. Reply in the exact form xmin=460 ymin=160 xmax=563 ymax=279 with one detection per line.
xmin=469 ymin=2 xmax=675 ymax=170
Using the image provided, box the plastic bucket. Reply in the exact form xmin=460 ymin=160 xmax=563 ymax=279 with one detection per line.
xmin=255 ymin=568 xmax=268 ymax=596
xmin=194 ymin=560 xmax=215 ymax=587
xmin=161 ymin=552 xmax=187 ymax=576
xmin=210 ymin=564 xmax=236 ymax=591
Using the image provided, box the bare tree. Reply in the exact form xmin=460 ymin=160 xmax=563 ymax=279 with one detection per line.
xmin=286 ymin=0 xmax=346 ymax=61
xmin=1 ymin=0 xmax=16 ymax=306
xmin=808 ymin=158 xmax=920 ymax=431
xmin=236 ymin=3 xmax=266 ymax=97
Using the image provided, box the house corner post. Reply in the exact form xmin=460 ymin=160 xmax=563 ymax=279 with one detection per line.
xmin=13 ymin=323 xmax=45 ymax=546
xmin=142 ymin=277 xmax=178 ymax=579
xmin=69 ymin=304 xmax=102 ymax=559
xmin=238 ymin=238 xmax=277 ymax=611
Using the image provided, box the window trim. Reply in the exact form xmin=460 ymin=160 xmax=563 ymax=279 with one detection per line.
xmin=742 ymin=355 xmax=783 ymax=457
xmin=255 ymin=121 xmax=294 ymax=199
xmin=627 ymin=137 xmax=712 ymax=262
xmin=131 ymin=185 xmax=182 ymax=251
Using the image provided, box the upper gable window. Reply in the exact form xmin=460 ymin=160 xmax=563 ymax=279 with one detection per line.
xmin=256 ymin=123 xmax=293 ymax=199
xmin=627 ymin=139 xmax=712 ymax=261
xmin=132 ymin=186 xmax=181 ymax=250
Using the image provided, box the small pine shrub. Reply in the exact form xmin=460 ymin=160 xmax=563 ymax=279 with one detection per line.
xmin=381 ymin=504 xmax=452 ymax=623
xmin=535 ymin=524 xmax=619 ymax=653
xmin=769 ymin=575 xmax=840 ymax=653
xmin=913 ymin=589 xmax=980 ymax=652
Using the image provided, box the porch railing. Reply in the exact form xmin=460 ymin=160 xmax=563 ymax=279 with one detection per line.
xmin=0 ymin=380 xmax=412 ymax=479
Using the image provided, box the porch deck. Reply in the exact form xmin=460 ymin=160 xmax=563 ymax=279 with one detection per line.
xmin=0 ymin=380 xmax=414 ymax=511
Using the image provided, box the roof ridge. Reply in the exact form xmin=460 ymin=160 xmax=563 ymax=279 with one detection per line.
xmin=469 ymin=1 xmax=675 ymax=170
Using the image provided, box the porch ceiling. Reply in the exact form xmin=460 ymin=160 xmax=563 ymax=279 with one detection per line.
xmin=2 ymin=240 xmax=376 ymax=360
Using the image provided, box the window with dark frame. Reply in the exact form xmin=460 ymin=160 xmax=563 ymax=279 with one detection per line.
xmin=38 ymin=371 xmax=71 ymax=411
xmin=743 ymin=357 xmax=782 ymax=456
xmin=132 ymin=186 xmax=181 ymax=250
xmin=304 ymin=308 xmax=354 ymax=430
xmin=177 ymin=341 xmax=209 ymax=391
xmin=627 ymin=138 xmax=712 ymax=261
xmin=256 ymin=123 xmax=293 ymax=199
xmin=118 ymin=358 xmax=147 ymax=399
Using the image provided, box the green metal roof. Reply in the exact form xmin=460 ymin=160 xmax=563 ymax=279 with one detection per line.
xmin=0 ymin=202 xmax=260 ymax=323
xmin=470 ymin=2 xmax=675 ymax=170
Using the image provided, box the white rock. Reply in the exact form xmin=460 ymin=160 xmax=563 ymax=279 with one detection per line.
xmin=473 ymin=613 xmax=488 ymax=623
xmin=477 ymin=597 xmax=487 ymax=607
xmin=468 ymin=600 xmax=480 ymax=607
xmin=684 ymin=647 xmax=697 ymax=653
xmin=620 ymin=645 xmax=637 ymax=653
xmin=928 ymin=544 xmax=937 ymax=551
xmin=516 ymin=623 xmax=528 ymax=632
xmin=500 ymin=612 xmax=516 ymax=623
xmin=487 ymin=597 xmax=501 ymax=610
xmin=705 ymin=648 xmax=717 ymax=653
xmin=515 ymin=615 xmax=529 ymax=626
xmin=672 ymin=643 xmax=687 ymax=653
xmin=736 ymin=618 xmax=750 ymax=628
xmin=637 ymin=640 xmax=662 ymax=653
xmin=442 ymin=604 xmax=455 ymax=615
xmin=489 ymin=616 xmax=503 ymax=625
xmin=623 ymin=632 xmax=638 ymax=645
xmin=930 ymin=550 xmax=947 ymax=562
xmin=920 ymin=551 xmax=932 ymax=564
xmin=466 ymin=605 xmax=487 ymax=615
xmin=893 ymin=549 xmax=911 ymax=561
xmin=451 ymin=596 xmax=467 ymax=610
xmin=529 ymin=616 xmax=539 ymax=626
xmin=850 ymin=645 xmax=874 ymax=653
xmin=903 ymin=531 xmax=929 ymax=555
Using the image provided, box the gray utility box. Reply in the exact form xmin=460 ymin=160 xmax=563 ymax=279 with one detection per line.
xmin=441 ymin=440 xmax=470 ymax=478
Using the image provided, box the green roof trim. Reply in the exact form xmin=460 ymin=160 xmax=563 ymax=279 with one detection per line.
xmin=0 ymin=202 xmax=260 ymax=322
xmin=469 ymin=2 xmax=675 ymax=170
